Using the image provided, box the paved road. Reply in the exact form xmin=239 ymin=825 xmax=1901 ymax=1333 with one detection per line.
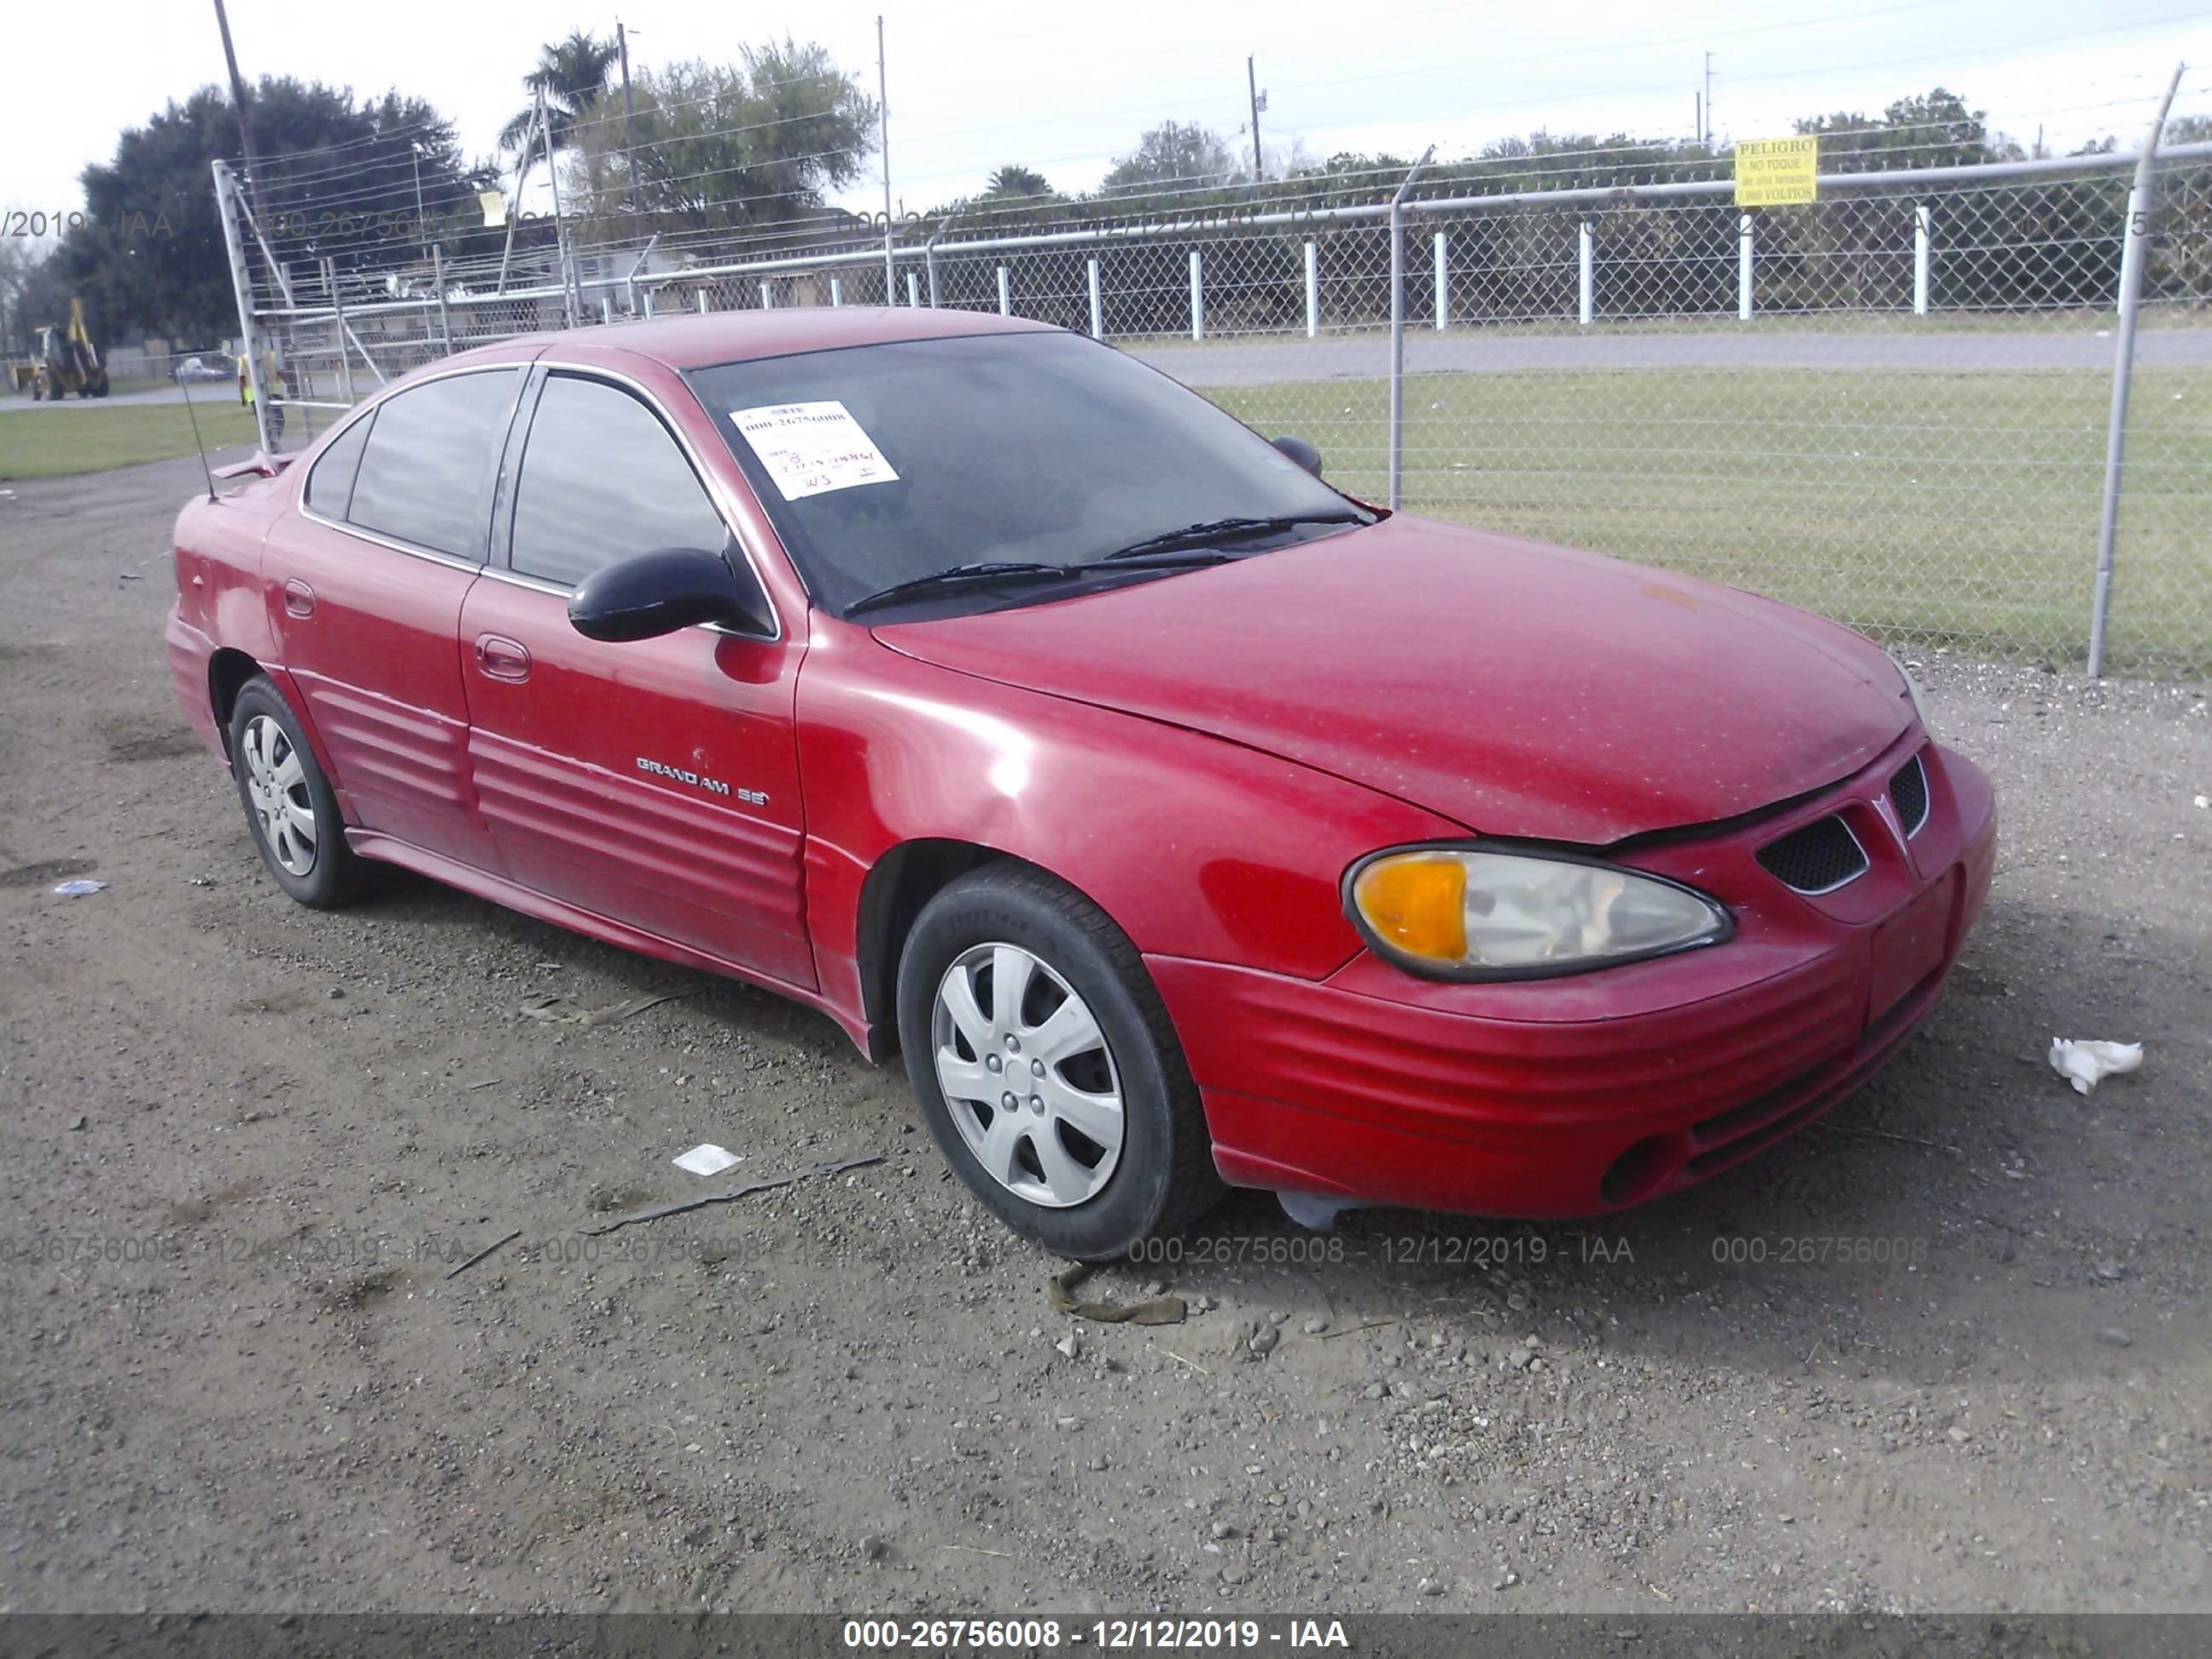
xmin=0 ymin=382 xmax=227 ymax=413
xmin=1132 ymin=327 xmax=2212 ymax=383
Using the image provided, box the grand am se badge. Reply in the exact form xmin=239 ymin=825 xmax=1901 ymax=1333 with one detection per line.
xmin=634 ymin=755 xmax=768 ymax=806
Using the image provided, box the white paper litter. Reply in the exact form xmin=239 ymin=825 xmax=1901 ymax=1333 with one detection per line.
xmin=52 ymin=879 xmax=107 ymax=897
xmin=672 ymin=1143 xmax=742 ymax=1177
xmin=730 ymin=400 xmax=898 ymax=500
xmin=2047 ymin=1039 xmax=2144 ymax=1096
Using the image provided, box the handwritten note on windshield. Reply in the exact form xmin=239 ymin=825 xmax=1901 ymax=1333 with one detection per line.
xmin=731 ymin=401 xmax=899 ymax=501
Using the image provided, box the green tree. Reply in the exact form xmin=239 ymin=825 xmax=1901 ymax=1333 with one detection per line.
xmin=498 ymin=31 xmax=616 ymax=172
xmin=1102 ymin=122 xmax=1242 ymax=196
xmin=1794 ymin=87 xmax=2015 ymax=168
xmin=45 ymin=79 xmax=488 ymax=345
xmin=0 ymin=236 xmax=54 ymax=355
xmin=562 ymin=41 xmax=876 ymax=244
xmin=982 ymin=164 xmax=1052 ymax=199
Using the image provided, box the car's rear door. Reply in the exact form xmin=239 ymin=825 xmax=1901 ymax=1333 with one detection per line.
xmin=272 ymin=362 xmax=528 ymax=871
xmin=457 ymin=358 xmax=815 ymax=990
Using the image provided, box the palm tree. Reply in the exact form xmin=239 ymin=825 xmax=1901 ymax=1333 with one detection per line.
xmin=498 ymin=31 xmax=617 ymax=172
xmin=982 ymin=164 xmax=1052 ymax=199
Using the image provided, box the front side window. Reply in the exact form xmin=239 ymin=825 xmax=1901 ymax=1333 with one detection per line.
xmin=346 ymin=368 xmax=521 ymax=560
xmin=508 ymin=374 xmax=729 ymax=588
xmin=686 ymin=331 xmax=1364 ymax=617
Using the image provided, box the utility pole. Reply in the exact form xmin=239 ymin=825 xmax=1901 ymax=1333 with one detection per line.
xmin=1703 ymin=51 xmax=1714 ymax=147
xmin=410 ymin=141 xmax=428 ymax=263
xmin=1247 ymin=56 xmax=1266 ymax=184
xmin=210 ymin=0 xmax=270 ymax=231
xmin=877 ymin=15 xmax=894 ymax=301
xmin=1694 ymin=91 xmax=1702 ymax=149
xmin=540 ymin=86 xmax=578 ymax=329
xmin=617 ymin=19 xmax=644 ymax=250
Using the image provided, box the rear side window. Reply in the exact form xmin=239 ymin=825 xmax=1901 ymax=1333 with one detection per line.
xmin=509 ymin=374 xmax=728 ymax=587
xmin=346 ymin=369 xmax=521 ymax=559
xmin=303 ymin=412 xmax=372 ymax=521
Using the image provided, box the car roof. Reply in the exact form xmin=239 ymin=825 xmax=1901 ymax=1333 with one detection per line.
xmin=445 ymin=305 xmax=1062 ymax=374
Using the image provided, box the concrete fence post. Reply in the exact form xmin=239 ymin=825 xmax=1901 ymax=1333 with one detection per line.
xmin=997 ymin=265 xmax=1011 ymax=316
xmin=1304 ymin=241 xmax=1319 ymax=337
xmin=759 ymin=281 xmax=773 ymax=310
xmin=1578 ymin=222 xmax=1594 ymax=326
xmin=905 ymin=271 xmax=920 ymax=307
xmin=1433 ymin=230 xmax=1448 ymax=330
xmin=1189 ymin=249 xmax=1204 ymax=341
xmin=696 ymin=289 xmax=711 ymax=313
xmin=1087 ymin=258 xmax=1103 ymax=337
xmin=1913 ymin=205 xmax=1932 ymax=316
xmin=1738 ymin=213 xmax=1755 ymax=321
xmin=830 ymin=277 xmax=844 ymax=307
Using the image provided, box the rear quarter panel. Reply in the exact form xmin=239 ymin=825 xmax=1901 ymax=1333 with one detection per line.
xmin=169 ymin=481 xmax=291 ymax=758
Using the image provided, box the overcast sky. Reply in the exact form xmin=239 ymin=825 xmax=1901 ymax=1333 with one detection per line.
xmin=4 ymin=0 xmax=2209 ymax=228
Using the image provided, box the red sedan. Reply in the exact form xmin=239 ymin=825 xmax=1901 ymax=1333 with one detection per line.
xmin=166 ymin=308 xmax=1995 ymax=1259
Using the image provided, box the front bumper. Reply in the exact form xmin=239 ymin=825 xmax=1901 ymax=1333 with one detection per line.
xmin=1154 ymin=730 xmax=1996 ymax=1219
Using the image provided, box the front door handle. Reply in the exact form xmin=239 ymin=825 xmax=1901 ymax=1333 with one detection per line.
xmin=282 ymin=579 xmax=316 ymax=618
xmin=474 ymin=633 xmax=532 ymax=683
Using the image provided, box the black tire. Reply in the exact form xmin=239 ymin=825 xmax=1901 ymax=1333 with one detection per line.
xmin=896 ymin=863 xmax=1223 ymax=1260
xmin=228 ymin=676 xmax=366 ymax=908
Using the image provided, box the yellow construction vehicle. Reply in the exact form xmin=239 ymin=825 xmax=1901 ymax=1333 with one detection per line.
xmin=29 ymin=300 xmax=109 ymax=399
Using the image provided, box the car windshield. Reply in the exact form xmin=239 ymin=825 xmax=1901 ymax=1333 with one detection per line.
xmin=686 ymin=330 xmax=1368 ymax=618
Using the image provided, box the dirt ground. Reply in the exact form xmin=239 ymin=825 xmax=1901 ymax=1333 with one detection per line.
xmin=2 ymin=452 xmax=2208 ymax=1619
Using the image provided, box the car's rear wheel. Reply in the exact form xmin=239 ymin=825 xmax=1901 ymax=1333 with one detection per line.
xmin=897 ymin=864 xmax=1222 ymax=1260
xmin=229 ymin=677 xmax=365 ymax=908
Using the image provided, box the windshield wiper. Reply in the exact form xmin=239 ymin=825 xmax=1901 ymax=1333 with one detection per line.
xmin=846 ymin=550 xmax=1234 ymax=616
xmin=1099 ymin=509 xmax=1370 ymax=562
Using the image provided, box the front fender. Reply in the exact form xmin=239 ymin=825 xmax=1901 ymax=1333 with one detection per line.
xmin=795 ymin=619 xmax=1460 ymax=1040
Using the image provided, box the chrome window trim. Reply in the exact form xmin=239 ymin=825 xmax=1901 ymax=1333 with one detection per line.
xmin=297 ymin=361 xmax=530 ymax=571
xmin=291 ymin=358 xmax=786 ymax=645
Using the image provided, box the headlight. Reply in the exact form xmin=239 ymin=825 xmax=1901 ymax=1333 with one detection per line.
xmin=1889 ymin=653 xmax=1929 ymax=733
xmin=1346 ymin=847 xmax=1730 ymax=980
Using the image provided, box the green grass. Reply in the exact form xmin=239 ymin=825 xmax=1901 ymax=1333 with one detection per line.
xmin=1201 ymin=365 xmax=2212 ymax=675
xmin=0 ymin=399 xmax=260 ymax=480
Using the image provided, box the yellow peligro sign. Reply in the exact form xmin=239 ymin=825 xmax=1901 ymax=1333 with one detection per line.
xmin=1735 ymin=137 xmax=1819 ymax=207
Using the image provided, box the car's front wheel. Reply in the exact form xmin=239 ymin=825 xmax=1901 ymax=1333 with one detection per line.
xmin=897 ymin=864 xmax=1222 ymax=1260
xmin=229 ymin=677 xmax=365 ymax=908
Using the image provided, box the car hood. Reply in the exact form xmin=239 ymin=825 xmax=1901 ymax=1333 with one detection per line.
xmin=870 ymin=514 xmax=1911 ymax=845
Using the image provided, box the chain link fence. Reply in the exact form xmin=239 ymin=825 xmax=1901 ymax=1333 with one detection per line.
xmin=222 ymin=141 xmax=2212 ymax=677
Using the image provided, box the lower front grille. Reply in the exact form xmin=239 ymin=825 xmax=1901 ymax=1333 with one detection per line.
xmin=1755 ymin=815 xmax=1869 ymax=894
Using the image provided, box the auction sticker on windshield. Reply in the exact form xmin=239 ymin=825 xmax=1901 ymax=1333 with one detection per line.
xmin=731 ymin=400 xmax=899 ymax=500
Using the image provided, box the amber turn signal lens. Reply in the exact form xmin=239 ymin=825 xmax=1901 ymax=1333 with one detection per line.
xmin=1352 ymin=853 xmax=1468 ymax=961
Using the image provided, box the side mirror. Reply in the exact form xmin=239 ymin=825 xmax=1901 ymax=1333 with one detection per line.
xmin=568 ymin=545 xmax=773 ymax=643
xmin=1272 ymin=434 xmax=1324 ymax=478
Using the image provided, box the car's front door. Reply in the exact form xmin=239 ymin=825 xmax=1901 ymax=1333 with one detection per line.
xmin=457 ymin=365 xmax=815 ymax=990
xmin=269 ymin=364 xmax=527 ymax=871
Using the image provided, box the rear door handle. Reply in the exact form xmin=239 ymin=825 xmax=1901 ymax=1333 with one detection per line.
xmin=282 ymin=579 xmax=316 ymax=618
xmin=474 ymin=633 xmax=532 ymax=683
